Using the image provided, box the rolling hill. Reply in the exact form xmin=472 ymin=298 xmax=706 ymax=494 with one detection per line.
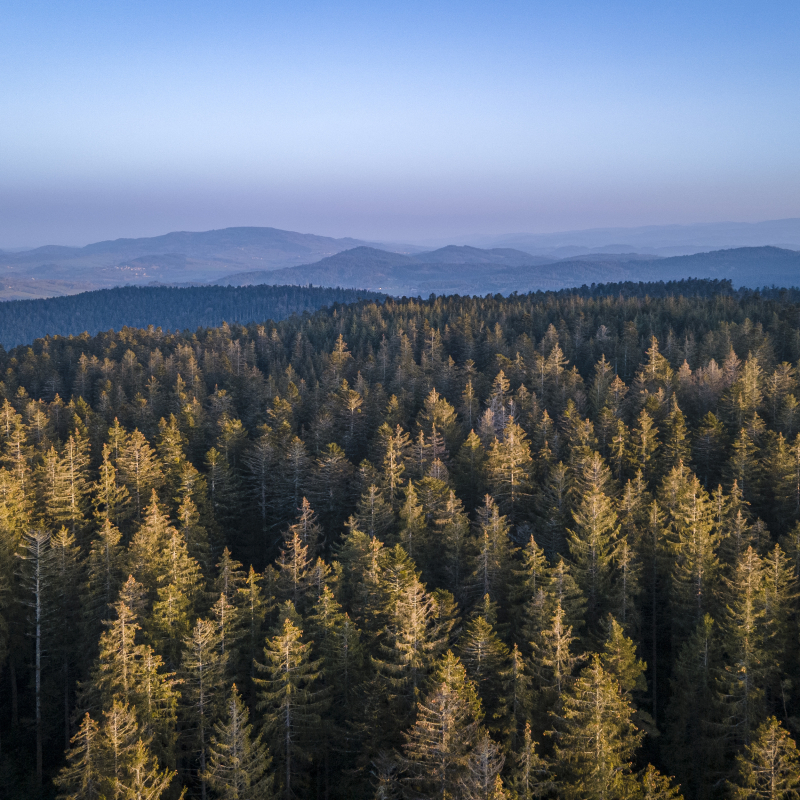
xmin=0 ymin=227 xmax=421 ymax=299
xmin=215 ymin=245 xmax=800 ymax=295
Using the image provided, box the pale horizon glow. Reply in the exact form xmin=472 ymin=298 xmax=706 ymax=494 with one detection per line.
xmin=2 ymin=1 xmax=799 ymax=248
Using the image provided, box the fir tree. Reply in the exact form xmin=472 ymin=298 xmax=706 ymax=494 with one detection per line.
xmin=567 ymin=451 xmax=619 ymax=630
xmin=181 ymin=618 xmax=225 ymax=800
xmin=728 ymin=716 xmax=800 ymax=800
xmin=664 ymin=615 xmax=723 ymax=800
xmin=55 ymin=713 xmax=102 ymax=800
xmin=255 ymin=612 xmax=328 ymax=799
xmin=507 ymin=722 xmax=553 ymax=800
xmin=486 ymin=418 xmax=532 ymax=523
xmin=400 ymin=651 xmax=483 ymax=800
xmin=116 ymin=429 xmax=164 ymax=521
xmin=550 ymin=656 xmax=643 ymax=800
xmin=205 ymin=685 xmax=274 ymax=800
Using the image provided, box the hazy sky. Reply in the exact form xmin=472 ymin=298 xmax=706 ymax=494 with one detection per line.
xmin=2 ymin=0 xmax=799 ymax=247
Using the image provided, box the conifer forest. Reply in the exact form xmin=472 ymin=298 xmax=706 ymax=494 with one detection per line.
xmin=3 ymin=282 xmax=800 ymax=799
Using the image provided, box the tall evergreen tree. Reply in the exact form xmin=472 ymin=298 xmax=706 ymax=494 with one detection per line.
xmin=728 ymin=716 xmax=800 ymax=800
xmin=567 ymin=451 xmax=619 ymax=630
xmin=255 ymin=611 xmax=328 ymax=799
xmin=550 ymin=656 xmax=643 ymax=800
xmin=205 ymin=684 xmax=274 ymax=800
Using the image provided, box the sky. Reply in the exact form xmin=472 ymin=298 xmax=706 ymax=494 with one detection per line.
xmin=2 ymin=0 xmax=799 ymax=247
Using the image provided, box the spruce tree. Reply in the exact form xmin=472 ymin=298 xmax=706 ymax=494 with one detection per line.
xmin=728 ymin=716 xmax=800 ymax=800
xmin=400 ymin=651 xmax=483 ymax=800
xmin=458 ymin=596 xmax=510 ymax=732
xmin=550 ymin=656 xmax=643 ymax=800
xmin=664 ymin=615 xmax=723 ymax=800
xmin=147 ymin=523 xmax=203 ymax=667
xmin=718 ymin=545 xmax=768 ymax=751
xmin=181 ymin=618 xmax=225 ymax=799
xmin=486 ymin=418 xmax=532 ymax=523
xmin=352 ymin=484 xmax=395 ymax=542
xmin=567 ymin=451 xmax=619 ymax=630
xmin=374 ymin=571 xmax=446 ymax=723
xmin=662 ymin=467 xmax=719 ymax=634
xmin=205 ymin=685 xmax=274 ymax=800
xmin=470 ymin=496 xmax=516 ymax=607
xmin=507 ymin=722 xmax=553 ymax=800
xmin=55 ymin=713 xmax=102 ymax=800
xmin=255 ymin=611 xmax=328 ymax=799
xmin=116 ymin=429 xmax=164 ymax=521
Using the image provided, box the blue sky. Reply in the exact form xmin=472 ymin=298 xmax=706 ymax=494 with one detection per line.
xmin=2 ymin=0 xmax=799 ymax=246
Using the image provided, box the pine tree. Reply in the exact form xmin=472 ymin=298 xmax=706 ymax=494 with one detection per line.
xmin=728 ymin=716 xmax=800 ymax=800
xmin=205 ymin=685 xmax=274 ymax=800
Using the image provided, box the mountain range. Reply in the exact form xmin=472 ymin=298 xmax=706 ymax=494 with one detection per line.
xmin=1 ymin=223 xmax=799 ymax=300
xmin=218 ymin=245 xmax=800 ymax=296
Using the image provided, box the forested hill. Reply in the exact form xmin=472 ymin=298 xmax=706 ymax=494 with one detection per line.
xmin=0 ymin=283 xmax=385 ymax=348
xmin=3 ymin=286 xmax=800 ymax=798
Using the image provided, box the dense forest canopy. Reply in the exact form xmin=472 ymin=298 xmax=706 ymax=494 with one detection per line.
xmin=1 ymin=282 xmax=800 ymax=798
xmin=0 ymin=284 xmax=386 ymax=349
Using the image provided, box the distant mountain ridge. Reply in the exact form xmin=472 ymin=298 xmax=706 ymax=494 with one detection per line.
xmin=2 ymin=223 xmax=800 ymax=301
xmin=218 ymin=245 xmax=800 ymax=295
xmin=463 ymin=218 xmax=800 ymax=256
xmin=0 ymin=226 xmax=422 ymax=299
